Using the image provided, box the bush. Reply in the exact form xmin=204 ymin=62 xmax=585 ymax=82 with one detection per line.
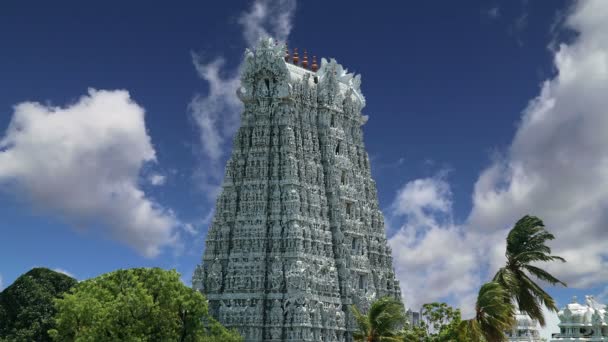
xmin=48 ymin=267 xmax=241 ymax=342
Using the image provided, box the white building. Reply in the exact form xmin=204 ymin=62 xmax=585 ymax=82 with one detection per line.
xmin=550 ymin=296 xmax=607 ymax=341
xmin=507 ymin=310 xmax=545 ymax=341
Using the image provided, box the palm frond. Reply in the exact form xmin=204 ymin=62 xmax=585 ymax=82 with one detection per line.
xmin=516 ymin=272 xmax=559 ymax=323
xmin=513 ymin=251 xmax=565 ymax=265
xmin=523 ymin=264 xmax=567 ymax=287
xmin=515 ymin=282 xmax=545 ymax=326
xmin=456 ymin=319 xmax=484 ymax=342
xmin=475 ymin=282 xmax=514 ymax=342
xmin=496 ymin=215 xmax=566 ymax=327
xmin=493 ymin=267 xmax=519 ymax=292
xmin=351 ymin=305 xmax=371 ymax=341
xmin=372 ymin=298 xmax=405 ymax=337
xmin=351 ymin=297 xmax=405 ymax=342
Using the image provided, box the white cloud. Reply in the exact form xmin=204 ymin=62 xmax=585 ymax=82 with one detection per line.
xmin=238 ymin=0 xmax=297 ymax=47
xmin=53 ymin=268 xmax=75 ymax=278
xmin=189 ymin=56 xmax=242 ymax=200
xmin=183 ymin=223 xmax=197 ymax=236
xmin=468 ymin=0 xmax=608 ymax=288
xmin=189 ymin=0 xmax=297 ymax=201
xmin=390 ymin=0 xmax=608 ymax=318
xmin=190 ymin=57 xmax=241 ymax=164
xmin=539 ymin=306 xmax=561 ymax=340
xmin=0 ymin=89 xmax=181 ymax=257
xmin=148 ymin=173 xmax=166 ymax=186
xmin=391 ymin=177 xmax=452 ymax=223
xmin=597 ymin=286 xmax=608 ymax=303
xmin=388 ymin=176 xmax=480 ymax=317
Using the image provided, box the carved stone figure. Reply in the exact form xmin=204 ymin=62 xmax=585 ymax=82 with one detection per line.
xmin=270 ymin=258 xmax=283 ymax=290
xmin=193 ymin=37 xmax=401 ymax=341
xmin=270 ymin=300 xmax=283 ymax=325
xmin=208 ymin=258 xmax=222 ymax=291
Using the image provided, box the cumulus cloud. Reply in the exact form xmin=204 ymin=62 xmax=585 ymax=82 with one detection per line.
xmin=388 ymin=176 xmax=480 ymax=316
xmin=468 ymin=0 xmax=608 ymax=287
xmin=0 ymin=89 xmax=180 ymax=257
xmin=390 ymin=0 xmax=608 ymax=316
xmin=238 ymin=0 xmax=297 ymax=46
xmin=190 ymin=0 xmax=297 ymax=200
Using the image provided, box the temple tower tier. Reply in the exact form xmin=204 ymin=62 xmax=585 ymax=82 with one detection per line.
xmin=192 ymin=38 xmax=401 ymax=342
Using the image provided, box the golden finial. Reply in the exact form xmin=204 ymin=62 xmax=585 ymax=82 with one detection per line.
xmin=302 ymin=49 xmax=309 ymax=69
xmin=292 ymin=48 xmax=299 ymax=65
xmin=311 ymin=55 xmax=318 ymax=72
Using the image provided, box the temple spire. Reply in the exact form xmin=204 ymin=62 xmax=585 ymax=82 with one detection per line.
xmin=193 ymin=37 xmax=401 ymax=342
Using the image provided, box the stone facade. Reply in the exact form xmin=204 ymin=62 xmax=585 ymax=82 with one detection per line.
xmin=192 ymin=38 xmax=401 ymax=342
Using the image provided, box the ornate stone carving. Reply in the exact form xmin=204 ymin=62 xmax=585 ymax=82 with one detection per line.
xmin=208 ymin=258 xmax=222 ymax=292
xmin=193 ymin=37 xmax=401 ymax=341
xmin=269 ymin=257 xmax=284 ymax=290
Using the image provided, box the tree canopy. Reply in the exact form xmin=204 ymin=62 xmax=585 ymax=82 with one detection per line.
xmin=457 ymin=215 xmax=566 ymax=341
xmin=0 ymin=267 xmax=77 ymax=342
xmin=493 ymin=215 xmax=566 ymax=326
xmin=352 ymin=296 xmax=406 ymax=342
xmin=402 ymin=302 xmax=462 ymax=342
xmin=49 ymin=267 xmax=241 ymax=342
xmin=458 ymin=281 xmax=515 ymax=342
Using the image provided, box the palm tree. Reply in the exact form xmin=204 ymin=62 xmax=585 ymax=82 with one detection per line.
xmin=458 ymin=282 xmax=515 ymax=342
xmin=351 ymin=296 xmax=405 ymax=342
xmin=493 ymin=215 xmax=566 ymax=326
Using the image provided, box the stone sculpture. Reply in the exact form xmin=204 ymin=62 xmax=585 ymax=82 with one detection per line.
xmin=193 ymin=37 xmax=401 ymax=341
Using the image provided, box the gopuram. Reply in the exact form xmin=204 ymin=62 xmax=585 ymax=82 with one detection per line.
xmin=193 ymin=38 xmax=402 ymax=342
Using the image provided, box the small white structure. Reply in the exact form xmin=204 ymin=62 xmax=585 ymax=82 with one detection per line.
xmin=551 ymin=295 xmax=607 ymax=341
xmin=507 ymin=310 xmax=544 ymax=341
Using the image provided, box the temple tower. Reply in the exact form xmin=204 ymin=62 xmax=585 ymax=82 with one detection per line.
xmin=193 ymin=38 xmax=401 ymax=342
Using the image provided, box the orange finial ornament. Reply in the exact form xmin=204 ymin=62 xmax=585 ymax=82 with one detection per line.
xmin=311 ymin=55 xmax=318 ymax=72
xmin=302 ymin=49 xmax=309 ymax=69
xmin=284 ymin=44 xmax=290 ymax=62
xmin=292 ymin=48 xmax=299 ymax=65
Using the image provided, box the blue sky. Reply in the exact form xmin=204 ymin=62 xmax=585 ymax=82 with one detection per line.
xmin=1 ymin=0 xmax=607 ymax=337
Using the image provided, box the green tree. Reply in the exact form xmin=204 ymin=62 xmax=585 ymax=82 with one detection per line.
xmin=401 ymin=302 xmax=462 ymax=342
xmin=351 ymin=296 xmax=406 ymax=342
xmin=422 ymin=302 xmax=462 ymax=341
xmin=49 ymin=268 xmax=241 ymax=342
xmin=0 ymin=267 xmax=77 ymax=342
xmin=401 ymin=325 xmax=428 ymax=342
xmin=493 ymin=215 xmax=566 ymax=326
xmin=458 ymin=282 xmax=515 ymax=342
